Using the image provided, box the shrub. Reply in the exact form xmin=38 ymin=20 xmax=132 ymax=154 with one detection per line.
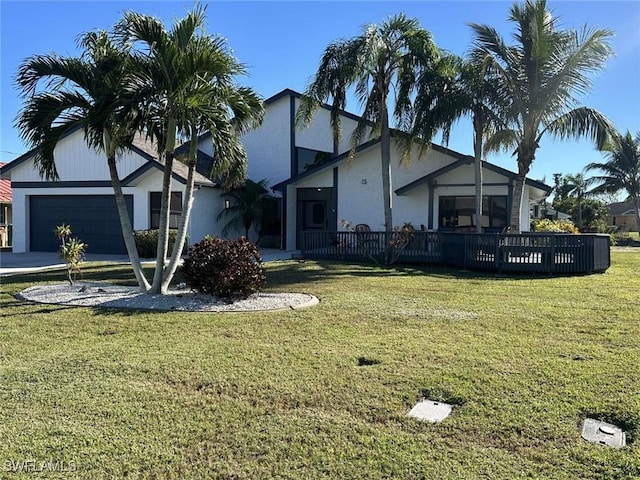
xmin=134 ymin=229 xmax=185 ymax=258
xmin=55 ymin=224 xmax=87 ymax=285
xmin=531 ymin=218 xmax=579 ymax=234
xmin=181 ymin=236 xmax=266 ymax=299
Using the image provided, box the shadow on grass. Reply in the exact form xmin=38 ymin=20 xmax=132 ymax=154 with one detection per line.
xmin=264 ymin=259 xmax=598 ymax=289
xmin=2 ymin=258 xmax=602 ymax=300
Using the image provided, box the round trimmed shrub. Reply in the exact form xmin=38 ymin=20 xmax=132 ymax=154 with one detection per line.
xmin=181 ymin=236 xmax=266 ymax=299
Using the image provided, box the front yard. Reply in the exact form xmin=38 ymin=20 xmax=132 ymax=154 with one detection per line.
xmin=0 ymin=251 xmax=638 ymax=479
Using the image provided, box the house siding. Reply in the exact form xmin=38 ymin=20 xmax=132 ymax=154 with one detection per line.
xmin=241 ymin=96 xmax=292 ymax=188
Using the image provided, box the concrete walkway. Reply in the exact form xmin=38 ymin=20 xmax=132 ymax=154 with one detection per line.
xmin=0 ymin=249 xmax=295 ymax=277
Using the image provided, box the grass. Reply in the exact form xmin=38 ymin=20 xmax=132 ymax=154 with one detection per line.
xmin=1 ymin=252 xmax=639 ymax=479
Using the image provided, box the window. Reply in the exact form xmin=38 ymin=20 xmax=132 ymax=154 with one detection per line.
xmin=150 ymin=192 xmax=182 ymax=229
xmin=296 ymin=147 xmax=332 ymax=174
xmin=439 ymin=196 xmax=507 ymax=230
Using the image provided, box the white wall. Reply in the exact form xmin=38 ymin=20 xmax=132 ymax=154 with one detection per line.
xmin=241 ymin=96 xmax=292 ymax=188
xmin=10 ymin=130 xmax=147 ymax=183
xmin=293 ymin=98 xmax=362 ymax=155
xmin=188 ymin=186 xmax=222 ymax=243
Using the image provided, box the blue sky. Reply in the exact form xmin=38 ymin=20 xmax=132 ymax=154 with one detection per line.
xmin=1 ymin=1 xmax=639 ymax=186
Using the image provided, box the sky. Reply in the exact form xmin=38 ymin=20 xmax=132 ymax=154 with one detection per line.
xmin=1 ymin=0 xmax=639 ymax=186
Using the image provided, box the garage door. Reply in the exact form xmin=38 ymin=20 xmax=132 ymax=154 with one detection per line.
xmin=30 ymin=195 xmax=134 ymax=254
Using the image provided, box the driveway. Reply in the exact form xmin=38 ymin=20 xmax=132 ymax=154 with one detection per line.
xmin=0 ymin=249 xmax=295 ymax=276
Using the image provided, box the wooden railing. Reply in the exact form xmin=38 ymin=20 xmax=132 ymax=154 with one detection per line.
xmin=300 ymin=230 xmax=611 ymax=274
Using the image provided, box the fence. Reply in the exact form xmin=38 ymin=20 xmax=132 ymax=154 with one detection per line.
xmin=300 ymin=230 xmax=610 ymax=274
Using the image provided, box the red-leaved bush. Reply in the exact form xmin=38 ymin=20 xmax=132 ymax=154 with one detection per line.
xmin=181 ymin=236 xmax=266 ymax=299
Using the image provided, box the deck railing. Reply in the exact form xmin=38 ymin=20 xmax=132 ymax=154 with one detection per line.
xmin=300 ymin=230 xmax=611 ymax=274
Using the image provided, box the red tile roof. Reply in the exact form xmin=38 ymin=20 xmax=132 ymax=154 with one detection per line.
xmin=0 ymin=163 xmax=11 ymax=203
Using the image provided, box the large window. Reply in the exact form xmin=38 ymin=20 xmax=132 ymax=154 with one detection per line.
xmin=439 ymin=196 xmax=507 ymax=230
xmin=150 ymin=192 xmax=182 ymax=229
xmin=296 ymin=147 xmax=332 ymax=174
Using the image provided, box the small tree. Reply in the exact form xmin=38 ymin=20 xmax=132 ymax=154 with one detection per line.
xmin=216 ymin=178 xmax=270 ymax=241
xmin=55 ymin=224 xmax=87 ymax=285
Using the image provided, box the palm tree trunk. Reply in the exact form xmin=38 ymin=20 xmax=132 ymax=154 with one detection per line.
xmin=473 ymin=113 xmax=483 ymax=234
xmin=151 ymin=116 xmax=177 ymax=294
xmin=509 ymin=172 xmax=526 ymax=233
xmin=578 ymin=201 xmax=583 ymax=229
xmin=380 ymin=105 xmax=393 ymax=232
xmin=104 ymin=130 xmax=150 ymax=292
xmin=161 ymin=131 xmax=198 ymax=294
xmin=633 ymin=196 xmax=640 ymax=234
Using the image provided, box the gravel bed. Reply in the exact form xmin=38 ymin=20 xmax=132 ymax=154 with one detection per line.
xmin=17 ymin=282 xmax=318 ymax=312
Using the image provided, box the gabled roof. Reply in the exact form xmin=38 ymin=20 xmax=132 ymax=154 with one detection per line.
xmin=272 ymin=138 xmax=381 ymax=191
xmin=121 ymin=157 xmax=217 ymax=188
xmin=0 ymin=129 xmax=217 ymax=188
xmin=395 ymin=157 xmax=551 ymax=195
xmin=608 ymin=200 xmax=636 ymax=216
xmin=0 ymin=163 xmax=11 ymax=203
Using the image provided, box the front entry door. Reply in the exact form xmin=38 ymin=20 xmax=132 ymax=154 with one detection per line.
xmin=296 ymin=188 xmax=335 ymax=249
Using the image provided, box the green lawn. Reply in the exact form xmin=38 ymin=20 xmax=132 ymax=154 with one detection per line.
xmin=1 ymin=252 xmax=639 ymax=479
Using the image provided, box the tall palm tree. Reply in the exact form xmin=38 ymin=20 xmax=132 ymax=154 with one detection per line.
xmin=471 ymin=0 xmax=615 ymax=232
xmin=117 ymin=5 xmax=264 ymax=293
xmin=297 ymin=13 xmax=440 ymax=232
xmin=412 ymin=55 xmax=503 ymax=233
xmin=217 ymin=178 xmax=270 ymax=241
xmin=14 ymin=31 xmax=152 ymax=291
xmin=586 ymin=130 xmax=640 ymax=232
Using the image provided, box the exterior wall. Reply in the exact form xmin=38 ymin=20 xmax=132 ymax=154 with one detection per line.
xmin=8 ymin=167 xmax=218 ymax=252
xmin=9 ymin=130 xmax=146 ymax=183
xmin=338 ymin=147 xmax=385 ymax=230
xmin=607 ymin=215 xmax=638 ymax=232
xmin=240 ymin=96 xmax=292 ymax=188
xmin=291 ymin=139 xmax=545 ymax=239
xmin=293 ymin=98 xmax=361 ymax=155
xmin=188 ymin=186 xmax=223 ymax=242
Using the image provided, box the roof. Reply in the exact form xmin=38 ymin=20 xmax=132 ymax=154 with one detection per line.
xmin=0 ymin=131 xmax=217 ymax=188
xmin=608 ymin=200 xmax=636 ymax=216
xmin=395 ymin=157 xmax=552 ymax=196
xmin=272 ymin=138 xmax=552 ymax=194
xmin=0 ymin=163 xmax=11 ymax=203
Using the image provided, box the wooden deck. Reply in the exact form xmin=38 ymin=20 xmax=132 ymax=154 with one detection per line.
xmin=300 ymin=231 xmax=611 ymax=274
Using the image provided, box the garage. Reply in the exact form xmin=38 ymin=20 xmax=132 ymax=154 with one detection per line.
xmin=30 ymin=195 xmax=133 ymax=254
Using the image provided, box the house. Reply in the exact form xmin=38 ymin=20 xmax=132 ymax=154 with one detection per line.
xmin=607 ymin=201 xmax=639 ymax=232
xmin=530 ymin=203 xmax=572 ymax=222
xmin=0 ymin=163 xmax=12 ymax=248
xmin=2 ymin=88 xmax=552 ymax=254
xmin=233 ymin=89 xmax=550 ymax=250
xmin=0 ymin=128 xmax=222 ymax=254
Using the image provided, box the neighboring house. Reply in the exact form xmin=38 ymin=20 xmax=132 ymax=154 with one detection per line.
xmin=0 ymin=128 xmax=221 ymax=254
xmin=0 ymin=163 xmax=12 ymax=248
xmin=531 ymin=203 xmax=572 ymax=222
xmin=2 ymin=88 xmax=552 ymax=254
xmin=607 ymin=201 xmax=638 ymax=232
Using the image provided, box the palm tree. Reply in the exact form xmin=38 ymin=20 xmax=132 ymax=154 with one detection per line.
xmin=14 ymin=31 xmax=152 ymax=291
xmin=297 ymin=13 xmax=440 ymax=232
xmin=564 ymin=172 xmax=590 ymax=228
xmin=470 ymin=0 xmax=615 ymax=232
xmin=412 ymin=55 xmax=503 ymax=233
xmin=586 ymin=130 xmax=640 ymax=232
xmin=117 ymin=5 xmax=264 ymax=293
xmin=217 ymin=178 xmax=270 ymax=241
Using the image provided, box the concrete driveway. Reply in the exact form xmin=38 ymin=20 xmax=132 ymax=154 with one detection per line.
xmin=0 ymin=252 xmax=131 ymax=276
xmin=0 ymin=249 xmax=294 ymax=277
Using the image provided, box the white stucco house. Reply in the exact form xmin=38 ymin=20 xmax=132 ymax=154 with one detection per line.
xmin=1 ymin=88 xmax=551 ymax=254
xmin=0 ymin=126 xmax=222 ymax=254
xmin=233 ymin=89 xmax=550 ymax=250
